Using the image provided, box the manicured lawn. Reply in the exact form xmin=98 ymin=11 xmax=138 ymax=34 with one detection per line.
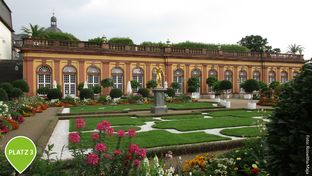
xmin=153 ymin=117 xmax=258 ymax=131
xmin=71 ymin=130 xmax=229 ymax=149
xmin=209 ymin=110 xmax=271 ymax=118
xmin=220 ymin=127 xmax=262 ymax=137
xmin=69 ymin=102 xmax=215 ymax=113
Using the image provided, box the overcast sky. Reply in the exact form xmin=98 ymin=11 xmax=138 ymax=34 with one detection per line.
xmin=6 ymin=0 xmax=312 ymax=60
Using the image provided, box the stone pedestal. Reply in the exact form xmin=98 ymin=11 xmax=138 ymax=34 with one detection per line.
xmin=151 ymin=88 xmax=168 ymax=114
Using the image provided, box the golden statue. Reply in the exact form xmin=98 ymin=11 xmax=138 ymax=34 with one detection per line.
xmin=155 ymin=67 xmax=164 ymax=88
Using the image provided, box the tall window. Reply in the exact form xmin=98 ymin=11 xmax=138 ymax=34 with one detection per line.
xmin=132 ymin=67 xmax=144 ymax=89
xmin=281 ymin=71 xmax=288 ymax=83
xmin=208 ymin=69 xmax=218 ymax=78
xmin=37 ymin=65 xmax=52 ymax=89
xmin=173 ymin=69 xmax=184 ymax=94
xmin=152 ymin=68 xmax=157 ymax=81
xmin=253 ymin=71 xmax=260 ymax=81
xmin=268 ymin=71 xmax=276 ymax=83
xmin=239 ymin=70 xmax=247 ymax=92
xmin=87 ymin=66 xmax=100 ymax=88
xmin=191 ymin=69 xmax=201 ymax=93
xmin=293 ymin=71 xmax=299 ymax=78
xmin=63 ymin=66 xmax=77 ymax=97
xmin=225 ymin=70 xmax=233 ymax=82
xmin=112 ymin=67 xmax=124 ymax=90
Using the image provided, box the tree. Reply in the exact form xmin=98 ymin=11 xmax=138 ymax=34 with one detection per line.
xmin=45 ymin=31 xmax=79 ymax=41
xmin=287 ymin=44 xmax=304 ymax=54
xmin=206 ymin=77 xmax=218 ymax=92
xmin=21 ymin=24 xmax=46 ymax=38
xmin=212 ymin=81 xmax=221 ymax=96
xmin=269 ymin=81 xmax=280 ymax=90
xmin=238 ymin=35 xmax=271 ymax=52
xmin=108 ymin=37 xmax=134 ymax=45
xmin=101 ymin=78 xmax=113 ymax=88
xmin=266 ymin=63 xmax=312 ymax=176
xmin=88 ymin=36 xmax=107 ymax=44
xmin=171 ymin=82 xmax=181 ymax=91
xmin=141 ymin=41 xmax=166 ymax=47
xmin=146 ymin=80 xmax=157 ymax=89
xmin=187 ymin=77 xmax=200 ymax=93
xmin=130 ymin=80 xmax=140 ymax=90
xmin=271 ymin=48 xmax=281 ymax=54
xmin=241 ymin=79 xmax=260 ymax=94
xmin=219 ymin=80 xmax=232 ymax=98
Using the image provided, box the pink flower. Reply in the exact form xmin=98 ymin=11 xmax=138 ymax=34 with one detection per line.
xmin=133 ymin=159 xmax=141 ymax=168
xmin=129 ymin=144 xmax=139 ymax=154
xmin=69 ymin=132 xmax=80 ymax=143
xmin=96 ymin=120 xmax=111 ymax=132
xmin=127 ymin=128 xmax=136 ymax=138
xmin=117 ymin=129 xmax=125 ymax=138
xmin=1 ymin=126 xmax=9 ymax=133
xmin=75 ymin=118 xmax=86 ymax=129
xmin=106 ymin=127 xmax=114 ymax=136
xmin=86 ymin=153 xmax=99 ymax=165
xmin=18 ymin=116 xmax=24 ymax=123
xmin=91 ymin=132 xmax=100 ymax=141
xmin=95 ymin=143 xmax=107 ymax=153
xmin=114 ymin=149 xmax=122 ymax=155
xmin=136 ymin=148 xmax=147 ymax=159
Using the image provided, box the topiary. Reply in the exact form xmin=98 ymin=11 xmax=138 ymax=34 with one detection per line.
xmin=187 ymin=77 xmax=200 ymax=91
xmin=130 ymin=80 xmax=140 ymax=90
xmin=37 ymin=87 xmax=49 ymax=95
xmin=92 ymin=85 xmax=102 ymax=94
xmin=166 ymin=88 xmax=175 ymax=97
xmin=77 ymin=82 xmax=84 ymax=92
xmin=47 ymin=88 xmax=62 ymax=100
xmin=10 ymin=88 xmax=23 ymax=99
xmin=137 ymin=88 xmax=149 ymax=98
xmin=171 ymin=82 xmax=181 ymax=90
xmin=206 ymin=77 xmax=218 ymax=87
xmin=79 ymin=89 xmax=94 ymax=100
xmin=269 ymin=81 xmax=280 ymax=90
xmin=0 ymin=88 xmax=8 ymax=101
xmin=241 ymin=79 xmax=259 ymax=93
xmin=219 ymin=80 xmax=232 ymax=91
xmin=258 ymin=81 xmax=269 ymax=91
xmin=266 ymin=63 xmax=312 ymax=176
xmin=12 ymin=79 xmax=29 ymax=93
xmin=98 ymin=96 xmax=109 ymax=104
xmin=187 ymin=86 xmax=197 ymax=93
xmin=109 ymin=88 xmax=123 ymax=99
xmin=0 ymin=82 xmax=13 ymax=97
xmin=101 ymin=78 xmax=113 ymax=88
xmin=146 ymin=80 xmax=157 ymax=89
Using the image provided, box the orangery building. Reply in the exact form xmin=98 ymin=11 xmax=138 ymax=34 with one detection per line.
xmin=21 ymin=38 xmax=305 ymax=97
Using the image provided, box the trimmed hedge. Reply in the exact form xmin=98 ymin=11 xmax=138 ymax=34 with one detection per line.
xmin=79 ymin=89 xmax=94 ymax=100
xmin=47 ymin=88 xmax=62 ymax=100
xmin=92 ymin=85 xmax=101 ymax=94
xmin=0 ymin=82 xmax=13 ymax=97
xmin=110 ymin=88 xmax=123 ymax=99
xmin=137 ymin=88 xmax=149 ymax=98
xmin=10 ymin=88 xmax=23 ymax=99
xmin=166 ymin=88 xmax=175 ymax=97
xmin=0 ymin=88 xmax=8 ymax=101
xmin=12 ymin=79 xmax=29 ymax=93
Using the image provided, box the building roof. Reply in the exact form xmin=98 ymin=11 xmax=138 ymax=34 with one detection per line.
xmin=45 ymin=13 xmax=62 ymax=32
xmin=0 ymin=0 xmax=14 ymax=31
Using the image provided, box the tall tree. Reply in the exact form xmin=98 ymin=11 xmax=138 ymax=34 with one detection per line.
xmin=238 ymin=35 xmax=271 ymax=52
xmin=21 ymin=24 xmax=46 ymax=38
xmin=287 ymin=44 xmax=304 ymax=54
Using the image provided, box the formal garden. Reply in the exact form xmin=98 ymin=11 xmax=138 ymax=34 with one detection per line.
xmin=0 ymin=63 xmax=311 ymax=175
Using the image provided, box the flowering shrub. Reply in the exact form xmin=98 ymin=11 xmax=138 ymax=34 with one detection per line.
xmin=0 ymin=101 xmax=9 ymax=117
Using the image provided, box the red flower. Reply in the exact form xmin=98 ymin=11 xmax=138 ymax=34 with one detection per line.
xmin=69 ymin=132 xmax=80 ymax=143
xmin=86 ymin=153 xmax=99 ymax=165
xmin=17 ymin=115 xmax=24 ymax=123
xmin=133 ymin=159 xmax=141 ymax=168
xmin=136 ymin=148 xmax=147 ymax=159
xmin=129 ymin=144 xmax=139 ymax=154
xmin=95 ymin=143 xmax=107 ymax=153
xmin=96 ymin=120 xmax=111 ymax=132
xmin=251 ymin=167 xmax=260 ymax=174
xmin=106 ymin=127 xmax=114 ymax=136
xmin=91 ymin=132 xmax=100 ymax=141
xmin=75 ymin=117 xmax=86 ymax=129
xmin=114 ymin=149 xmax=122 ymax=155
xmin=1 ymin=126 xmax=9 ymax=133
xmin=127 ymin=128 xmax=136 ymax=137
xmin=117 ymin=129 xmax=125 ymax=138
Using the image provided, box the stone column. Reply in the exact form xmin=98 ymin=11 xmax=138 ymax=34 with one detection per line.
xmin=247 ymin=66 xmax=252 ymax=80
xmin=146 ymin=63 xmax=151 ymax=83
xmin=185 ymin=64 xmax=190 ymax=93
xmin=54 ymin=59 xmax=60 ymax=86
xmin=125 ymin=62 xmax=131 ymax=93
xmin=202 ymin=64 xmax=208 ymax=94
xmin=166 ymin=63 xmax=172 ymax=86
xmin=101 ymin=61 xmax=110 ymax=95
xmin=219 ymin=65 xmax=224 ymax=80
xmin=276 ymin=67 xmax=281 ymax=82
xmin=78 ymin=60 xmax=85 ymax=83
xmin=233 ymin=66 xmax=239 ymax=93
xmin=24 ymin=57 xmax=34 ymax=96
xmin=289 ymin=68 xmax=293 ymax=80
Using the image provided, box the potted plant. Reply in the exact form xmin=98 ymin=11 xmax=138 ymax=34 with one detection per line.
xmin=241 ymin=79 xmax=260 ymax=109
xmin=101 ymin=78 xmax=113 ymax=95
xmin=92 ymin=85 xmax=102 ymax=99
xmin=212 ymin=81 xmax=221 ymax=102
xmin=219 ymin=80 xmax=232 ymax=108
xmin=206 ymin=76 xmax=218 ymax=99
xmin=187 ymin=77 xmax=200 ymax=99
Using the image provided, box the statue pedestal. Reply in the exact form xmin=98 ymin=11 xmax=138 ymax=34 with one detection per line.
xmin=151 ymin=88 xmax=168 ymax=114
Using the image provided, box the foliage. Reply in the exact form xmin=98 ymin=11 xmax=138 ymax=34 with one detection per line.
xmin=172 ymin=41 xmax=250 ymax=52
xmin=266 ymin=63 xmax=312 ymax=176
xmin=47 ymin=88 xmax=62 ymax=100
xmin=175 ymin=94 xmax=192 ymax=103
xmin=212 ymin=81 xmax=221 ymax=95
xmin=0 ymin=88 xmax=8 ymax=101
xmin=98 ymin=96 xmax=111 ymax=104
xmin=140 ymin=41 xmax=166 ymax=47
xmin=77 ymin=82 xmax=84 ymax=92
xmin=101 ymin=78 xmax=113 ymax=88
xmin=37 ymin=87 xmax=49 ymax=95
xmin=171 ymin=82 xmax=181 ymax=90
xmin=137 ymin=88 xmax=149 ymax=98
xmin=206 ymin=76 xmax=218 ymax=86
xmin=258 ymin=81 xmax=269 ymax=91
xmin=45 ymin=31 xmax=79 ymax=41
xmin=269 ymin=81 xmax=280 ymax=89
xmin=187 ymin=86 xmax=197 ymax=93
xmin=10 ymin=88 xmax=24 ymax=99
xmin=238 ymin=35 xmax=271 ymax=52
xmin=287 ymin=43 xmax=304 ymax=54
xmin=12 ymin=79 xmax=29 ymax=93
xmin=110 ymin=88 xmax=123 ymax=99
xmin=241 ymin=79 xmax=260 ymax=93
xmin=21 ymin=23 xmax=46 ymax=38
xmin=127 ymin=95 xmax=143 ymax=104
xmin=131 ymin=80 xmax=140 ymax=90
xmin=187 ymin=77 xmax=200 ymax=93
xmin=92 ymin=85 xmax=102 ymax=94
xmin=108 ymin=37 xmax=134 ymax=45
xmin=146 ymin=80 xmax=157 ymax=89
xmin=88 ymin=36 xmax=107 ymax=44
xmin=166 ymin=88 xmax=175 ymax=97
xmin=0 ymin=82 xmax=13 ymax=97
xmin=219 ymin=80 xmax=233 ymax=91
xmin=0 ymin=151 xmax=14 ymax=175
xmin=79 ymin=89 xmax=94 ymax=100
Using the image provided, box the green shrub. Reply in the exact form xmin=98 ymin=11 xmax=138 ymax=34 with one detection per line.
xmin=131 ymin=80 xmax=140 ymax=90
xmin=175 ymin=94 xmax=191 ymax=103
xmin=110 ymin=88 xmax=123 ymax=99
xmin=10 ymin=88 xmax=23 ymax=99
xmin=62 ymin=96 xmax=76 ymax=104
xmin=219 ymin=80 xmax=232 ymax=91
xmin=266 ymin=63 xmax=312 ymax=176
xmin=0 ymin=88 xmax=8 ymax=101
xmin=258 ymin=81 xmax=269 ymax=91
xmin=206 ymin=77 xmax=218 ymax=86
xmin=187 ymin=86 xmax=197 ymax=93
xmin=0 ymin=152 xmax=14 ymax=176
xmin=79 ymin=89 xmax=94 ymax=100
xmin=137 ymin=88 xmax=149 ymax=97
xmin=269 ymin=81 xmax=280 ymax=89
xmin=171 ymin=82 xmax=181 ymax=90
xmin=241 ymin=79 xmax=259 ymax=93
xmin=0 ymin=82 xmax=13 ymax=97
xmin=108 ymin=37 xmax=134 ymax=45
xmin=98 ymin=96 xmax=108 ymax=104
xmin=127 ymin=95 xmax=142 ymax=104
xmin=166 ymin=88 xmax=175 ymax=97
xmin=47 ymin=88 xmax=62 ymax=100
xmin=92 ymin=85 xmax=102 ymax=94
xmin=187 ymin=77 xmax=200 ymax=93
xmin=146 ymin=80 xmax=157 ymax=89
xmin=77 ymin=82 xmax=84 ymax=91
xmin=101 ymin=78 xmax=113 ymax=88
xmin=12 ymin=79 xmax=29 ymax=93
xmin=45 ymin=31 xmax=79 ymax=41
xmin=37 ymin=87 xmax=49 ymax=95
xmin=172 ymin=41 xmax=250 ymax=52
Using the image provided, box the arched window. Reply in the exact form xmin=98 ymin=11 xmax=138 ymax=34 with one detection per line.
xmin=191 ymin=69 xmax=202 ymax=93
xmin=281 ymin=71 xmax=288 ymax=83
xmin=173 ymin=69 xmax=184 ymax=94
xmin=132 ymin=67 xmax=144 ymax=89
xmin=293 ymin=71 xmax=299 ymax=78
xmin=268 ymin=71 xmax=276 ymax=83
xmin=152 ymin=68 xmax=157 ymax=81
xmin=63 ymin=65 xmax=77 ymax=97
xmin=239 ymin=70 xmax=247 ymax=83
xmin=112 ymin=67 xmax=124 ymax=90
xmin=253 ymin=71 xmax=260 ymax=81
xmin=87 ymin=66 xmax=100 ymax=88
xmin=208 ymin=69 xmax=218 ymax=78
xmin=225 ymin=70 xmax=233 ymax=82
xmin=37 ymin=65 xmax=52 ymax=90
